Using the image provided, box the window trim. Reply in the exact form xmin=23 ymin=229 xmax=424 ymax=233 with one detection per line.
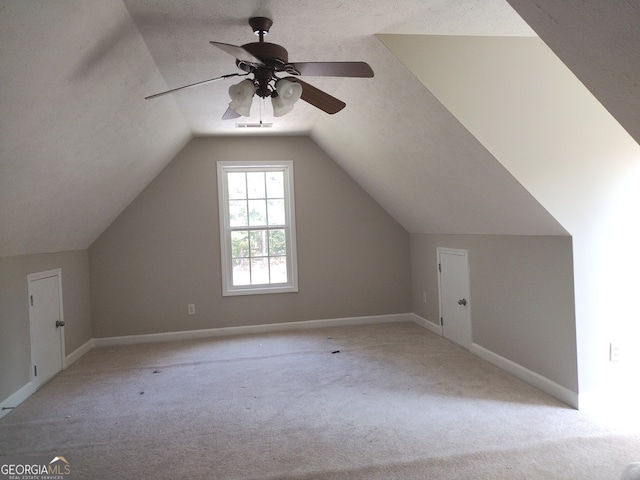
xmin=217 ymin=160 xmax=298 ymax=296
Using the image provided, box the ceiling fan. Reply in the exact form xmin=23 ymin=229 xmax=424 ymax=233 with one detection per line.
xmin=145 ymin=17 xmax=374 ymax=119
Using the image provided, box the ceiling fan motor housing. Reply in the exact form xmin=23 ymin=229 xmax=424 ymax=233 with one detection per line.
xmin=238 ymin=18 xmax=290 ymax=75
xmin=239 ymin=42 xmax=289 ymax=69
xmin=236 ymin=42 xmax=291 ymax=97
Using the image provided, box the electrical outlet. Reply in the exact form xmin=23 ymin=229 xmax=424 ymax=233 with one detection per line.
xmin=188 ymin=304 xmax=196 ymax=315
xmin=610 ymin=342 xmax=621 ymax=362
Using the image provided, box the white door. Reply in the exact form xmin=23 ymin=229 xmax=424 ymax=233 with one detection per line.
xmin=28 ymin=269 xmax=65 ymax=389
xmin=437 ymin=248 xmax=472 ymax=349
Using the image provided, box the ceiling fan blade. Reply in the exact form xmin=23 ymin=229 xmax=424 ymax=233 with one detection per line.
xmin=145 ymin=73 xmax=246 ymax=100
xmin=288 ymin=62 xmax=374 ymax=78
xmin=222 ymin=106 xmax=241 ymax=120
xmin=283 ymin=77 xmax=346 ymax=114
xmin=210 ymin=41 xmax=264 ymax=66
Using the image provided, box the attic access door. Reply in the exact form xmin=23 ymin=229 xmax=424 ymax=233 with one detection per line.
xmin=437 ymin=248 xmax=472 ymax=349
xmin=28 ymin=269 xmax=65 ymax=389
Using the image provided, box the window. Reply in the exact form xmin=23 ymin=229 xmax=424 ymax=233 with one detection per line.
xmin=217 ymin=161 xmax=298 ymax=296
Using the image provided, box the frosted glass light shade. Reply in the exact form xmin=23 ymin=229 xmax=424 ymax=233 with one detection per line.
xmin=228 ymin=79 xmax=256 ymax=116
xmin=272 ymin=79 xmax=302 ymax=117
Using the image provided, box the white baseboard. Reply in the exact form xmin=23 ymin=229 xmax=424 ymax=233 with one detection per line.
xmin=65 ymin=338 xmax=95 ymax=368
xmin=409 ymin=315 xmax=578 ymax=409
xmin=471 ymin=343 xmax=579 ymax=409
xmin=94 ymin=313 xmax=413 ymax=347
xmin=1 ymin=339 xmax=95 ymax=419
xmin=409 ymin=313 xmax=442 ymax=336
xmin=0 ymin=381 xmax=36 ymax=420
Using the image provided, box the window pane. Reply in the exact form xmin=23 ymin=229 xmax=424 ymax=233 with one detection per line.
xmin=266 ymin=171 xmax=284 ymax=199
xmin=267 ymin=199 xmax=285 ymax=225
xmin=250 ymin=230 xmax=267 ymax=257
xmin=231 ymin=231 xmax=249 ymax=259
xmin=268 ymin=229 xmax=286 ymax=256
xmin=247 ymin=172 xmax=265 ymax=199
xmin=270 ymin=256 xmax=287 ymax=283
xmin=227 ymin=172 xmax=247 ymax=200
xmin=218 ymin=161 xmax=297 ymax=295
xmin=251 ymin=258 xmax=269 ymax=285
xmin=229 ymin=200 xmax=248 ymax=227
xmin=248 ymin=199 xmax=267 ymax=226
xmin=232 ymin=259 xmax=251 ymax=286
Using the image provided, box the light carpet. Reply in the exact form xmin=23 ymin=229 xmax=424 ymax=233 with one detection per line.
xmin=1 ymin=322 xmax=638 ymax=479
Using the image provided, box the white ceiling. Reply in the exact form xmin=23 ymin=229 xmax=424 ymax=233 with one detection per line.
xmin=506 ymin=0 xmax=640 ymax=147
xmin=124 ymin=0 xmax=534 ymax=135
xmin=1 ymin=0 xmax=637 ymax=257
xmin=1 ymin=1 xmax=190 ymax=256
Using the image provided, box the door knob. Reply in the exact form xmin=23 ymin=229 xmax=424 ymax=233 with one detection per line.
xmin=457 ymin=299 xmax=467 ymax=306
xmin=55 ymin=320 xmax=65 ymax=327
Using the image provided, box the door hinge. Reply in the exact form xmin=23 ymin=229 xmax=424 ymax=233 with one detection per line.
xmin=440 ymin=317 xmax=443 ymax=326
xmin=438 ymin=263 xmax=441 ymax=273
xmin=30 ymin=295 xmax=34 ymax=306
xmin=34 ymin=365 xmax=37 ymax=377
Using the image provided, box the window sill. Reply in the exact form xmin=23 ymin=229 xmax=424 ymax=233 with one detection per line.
xmin=222 ymin=284 xmax=299 ymax=297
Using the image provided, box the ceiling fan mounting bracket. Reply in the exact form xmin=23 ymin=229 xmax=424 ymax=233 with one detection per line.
xmin=249 ymin=17 xmax=273 ymax=41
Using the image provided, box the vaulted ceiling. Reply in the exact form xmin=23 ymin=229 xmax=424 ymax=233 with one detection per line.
xmin=1 ymin=1 xmax=638 ymax=257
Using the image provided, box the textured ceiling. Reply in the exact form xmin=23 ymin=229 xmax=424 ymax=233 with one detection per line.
xmin=2 ymin=1 xmax=637 ymax=257
xmin=123 ymin=0 xmax=535 ymax=135
xmin=507 ymin=0 xmax=640 ymax=146
xmin=0 ymin=1 xmax=191 ymax=256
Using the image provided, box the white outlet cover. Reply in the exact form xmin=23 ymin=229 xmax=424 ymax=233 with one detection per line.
xmin=610 ymin=342 xmax=621 ymax=362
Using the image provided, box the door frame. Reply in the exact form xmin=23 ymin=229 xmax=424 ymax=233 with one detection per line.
xmin=27 ymin=268 xmax=66 ymax=384
xmin=436 ymin=247 xmax=472 ymax=348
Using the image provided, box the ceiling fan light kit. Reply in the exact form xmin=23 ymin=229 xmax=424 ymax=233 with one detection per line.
xmin=145 ymin=17 xmax=374 ymax=119
xmin=228 ymin=79 xmax=256 ymax=116
xmin=271 ymin=79 xmax=303 ymax=117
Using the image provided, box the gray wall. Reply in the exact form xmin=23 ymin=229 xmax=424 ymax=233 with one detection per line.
xmin=89 ymin=136 xmax=411 ymax=337
xmin=411 ymin=233 xmax=577 ymax=392
xmin=1 ymin=135 xmax=577 ymax=406
xmin=0 ymin=250 xmax=92 ymax=402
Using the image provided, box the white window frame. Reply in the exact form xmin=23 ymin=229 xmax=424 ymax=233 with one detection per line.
xmin=217 ymin=160 xmax=298 ymax=296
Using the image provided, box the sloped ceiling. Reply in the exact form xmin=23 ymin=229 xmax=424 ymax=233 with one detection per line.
xmin=0 ymin=1 xmax=191 ymax=257
xmin=309 ymin=37 xmax=565 ymax=235
xmin=5 ymin=1 xmax=636 ymax=257
xmin=379 ymin=34 xmax=640 ymax=240
xmin=506 ymin=0 xmax=640 ymax=147
xmin=122 ymin=0 xmax=535 ymax=135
